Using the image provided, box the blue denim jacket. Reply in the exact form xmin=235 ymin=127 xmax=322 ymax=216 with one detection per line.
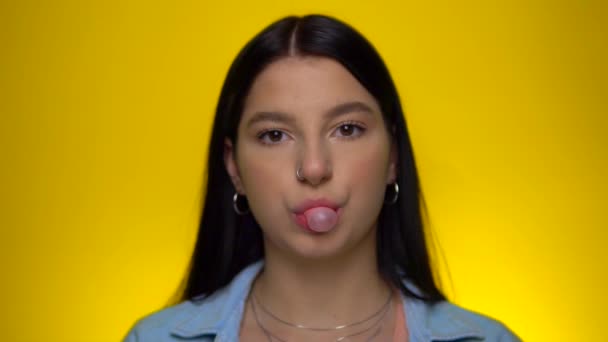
xmin=123 ymin=261 xmax=520 ymax=341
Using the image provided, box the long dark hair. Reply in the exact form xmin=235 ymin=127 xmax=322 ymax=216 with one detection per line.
xmin=181 ymin=14 xmax=445 ymax=303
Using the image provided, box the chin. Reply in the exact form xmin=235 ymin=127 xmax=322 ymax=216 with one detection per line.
xmin=271 ymin=226 xmax=375 ymax=262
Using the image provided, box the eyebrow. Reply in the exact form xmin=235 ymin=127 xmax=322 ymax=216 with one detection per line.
xmin=246 ymin=101 xmax=375 ymax=128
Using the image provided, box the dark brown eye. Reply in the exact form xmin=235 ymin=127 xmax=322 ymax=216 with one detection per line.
xmin=335 ymin=123 xmax=365 ymax=139
xmin=258 ymin=129 xmax=287 ymax=145
xmin=340 ymin=125 xmax=354 ymax=136
xmin=339 ymin=124 xmax=355 ymax=136
xmin=268 ymin=130 xmax=283 ymax=142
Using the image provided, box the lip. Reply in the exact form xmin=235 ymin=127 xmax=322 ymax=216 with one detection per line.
xmin=292 ymin=198 xmax=341 ymax=214
xmin=291 ymin=198 xmax=343 ymax=233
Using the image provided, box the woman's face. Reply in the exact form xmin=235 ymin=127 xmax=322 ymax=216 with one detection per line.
xmin=225 ymin=56 xmax=397 ymax=260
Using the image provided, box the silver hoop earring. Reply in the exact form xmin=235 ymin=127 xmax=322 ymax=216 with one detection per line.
xmin=296 ymin=166 xmax=305 ymax=181
xmin=233 ymin=193 xmax=249 ymax=215
xmin=385 ymin=182 xmax=399 ymax=205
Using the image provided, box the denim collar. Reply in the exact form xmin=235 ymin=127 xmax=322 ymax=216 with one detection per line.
xmin=169 ymin=261 xmax=485 ymax=341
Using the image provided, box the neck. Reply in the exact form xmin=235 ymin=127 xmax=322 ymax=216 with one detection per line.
xmin=252 ymin=230 xmax=391 ymax=328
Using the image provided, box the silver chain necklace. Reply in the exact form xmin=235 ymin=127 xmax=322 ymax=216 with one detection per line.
xmin=250 ymin=291 xmax=393 ymax=341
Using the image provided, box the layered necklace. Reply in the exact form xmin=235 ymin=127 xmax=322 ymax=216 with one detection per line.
xmin=249 ymin=290 xmax=394 ymax=342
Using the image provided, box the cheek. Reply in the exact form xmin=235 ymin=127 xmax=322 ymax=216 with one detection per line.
xmin=239 ymin=154 xmax=286 ymax=196
xmin=351 ymin=151 xmax=388 ymax=177
xmin=236 ymin=147 xmax=292 ymax=220
xmin=338 ymin=142 xmax=391 ymax=220
xmin=340 ymin=138 xmax=390 ymax=184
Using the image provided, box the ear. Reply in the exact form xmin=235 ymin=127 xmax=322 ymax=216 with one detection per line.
xmin=386 ymin=139 xmax=398 ymax=184
xmin=224 ymin=138 xmax=245 ymax=194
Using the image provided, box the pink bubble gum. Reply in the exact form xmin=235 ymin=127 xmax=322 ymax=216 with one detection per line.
xmin=303 ymin=207 xmax=338 ymax=232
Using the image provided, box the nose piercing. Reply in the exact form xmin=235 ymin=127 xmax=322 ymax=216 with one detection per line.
xmin=296 ymin=166 xmax=305 ymax=181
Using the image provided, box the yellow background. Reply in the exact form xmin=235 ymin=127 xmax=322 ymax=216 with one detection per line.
xmin=2 ymin=1 xmax=606 ymax=341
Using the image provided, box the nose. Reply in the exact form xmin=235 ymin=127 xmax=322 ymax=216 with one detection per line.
xmin=296 ymin=140 xmax=332 ymax=186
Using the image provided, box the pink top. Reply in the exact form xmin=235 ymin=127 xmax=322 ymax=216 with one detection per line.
xmin=392 ymin=291 xmax=408 ymax=341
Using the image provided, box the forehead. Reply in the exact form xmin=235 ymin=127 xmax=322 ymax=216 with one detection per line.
xmin=242 ymin=56 xmax=380 ymax=117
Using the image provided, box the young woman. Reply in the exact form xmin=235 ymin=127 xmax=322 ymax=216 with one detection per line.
xmin=123 ymin=15 xmax=520 ymax=341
